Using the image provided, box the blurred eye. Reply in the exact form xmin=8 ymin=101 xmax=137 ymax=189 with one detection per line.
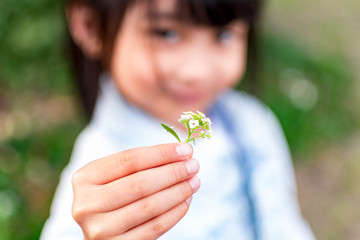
xmin=151 ymin=28 xmax=180 ymax=43
xmin=216 ymin=29 xmax=234 ymax=43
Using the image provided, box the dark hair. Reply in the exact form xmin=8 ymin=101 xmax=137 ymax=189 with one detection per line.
xmin=65 ymin=0 xmax=263 ymax=118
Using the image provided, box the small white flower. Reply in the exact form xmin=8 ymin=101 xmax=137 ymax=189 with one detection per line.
xmin=180 ymin=114 xmax=192 ymax=120
xmin=189 ymin=119 xmax=199 ymax=129
xmin=196 ymin=110 xmax=206 ymax=118
xmin=162 ymin=110 xmax=212 ymax=144
xmin=203 ymin=117 xmax=212 ymax=125
xmin=183 ymin=111 xmax=194 ymax=115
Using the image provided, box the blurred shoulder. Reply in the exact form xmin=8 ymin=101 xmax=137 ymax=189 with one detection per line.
xmin=218 ymin=89 xmax=288 ymax=150
xmin=219 ymin=89 xmax=277 ymax=124
xmin=216 ymin=90 xmax=293 ymax=172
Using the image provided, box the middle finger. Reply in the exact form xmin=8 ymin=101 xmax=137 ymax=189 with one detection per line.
xmin=86 ymin=158 xmax=200 ymax=212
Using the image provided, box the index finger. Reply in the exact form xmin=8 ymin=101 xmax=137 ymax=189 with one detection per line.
xmin=78 ymin=143 xmax=193 ymax=184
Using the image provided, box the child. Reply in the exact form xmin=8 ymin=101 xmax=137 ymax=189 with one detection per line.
xmin=41 ymin=0 xmax=316 ymax=239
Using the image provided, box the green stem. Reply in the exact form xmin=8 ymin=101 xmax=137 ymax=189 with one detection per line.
xmin=186 ymin=128 xmax=196 ymax=143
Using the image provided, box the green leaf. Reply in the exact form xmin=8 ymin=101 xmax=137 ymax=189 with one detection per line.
xmin=161 ymin=123 xmax=181 ymax=142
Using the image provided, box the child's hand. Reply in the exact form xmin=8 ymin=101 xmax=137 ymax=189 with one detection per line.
xmin=71 ymin=143 xmax=200 ymax=240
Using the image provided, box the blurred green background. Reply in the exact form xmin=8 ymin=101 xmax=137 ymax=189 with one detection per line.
xmin=0 ymin=0 xmax=359 ymax=239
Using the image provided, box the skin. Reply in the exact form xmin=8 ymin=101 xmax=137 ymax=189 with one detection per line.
xmin=72 ymin=143 xmax=199 ymax=239
xmin=110 ymin=0 xmax=249 ymax=128
xmin=67 ymin=0 xmax=249 ymax=239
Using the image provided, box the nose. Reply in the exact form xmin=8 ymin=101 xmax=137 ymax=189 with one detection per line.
xmin=174 ymin=45 xmax=216 ymax=86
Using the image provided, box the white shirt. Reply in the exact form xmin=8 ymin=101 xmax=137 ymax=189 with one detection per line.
xmin=40 ymin=76 xmax=315 ymax=240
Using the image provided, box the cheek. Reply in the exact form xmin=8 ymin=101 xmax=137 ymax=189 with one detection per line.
xmin=129 ymin=52 xmax=158 ymax=86
xmin=111 ymin=40 xmax=159 ymax=97
xmin=220 ymin=49 xmax=247 ymax=88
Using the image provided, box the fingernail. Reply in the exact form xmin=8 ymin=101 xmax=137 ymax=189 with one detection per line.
xmin=189 ymin=176 xmax=200 ymax=191
xmin=186 ymin=196 xmax=193 ymax=205
xmin=185 ymin=159 xmax=199 ymax=175
xmin=176 ymin=143 xmax=193 ymax=159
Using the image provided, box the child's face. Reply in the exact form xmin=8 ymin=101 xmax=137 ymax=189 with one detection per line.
xmin=110 ymin=0 xmax=249 ymax=126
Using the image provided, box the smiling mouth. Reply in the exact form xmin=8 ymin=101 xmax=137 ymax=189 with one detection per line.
xmin=172 ymin=92 xmax=203 ymax=104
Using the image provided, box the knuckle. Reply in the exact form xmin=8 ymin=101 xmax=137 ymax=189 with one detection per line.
xmin=176 ymin=203 xmax=189 ymax=218
xmin=179 ymin=183 xmax=192 ymax=199
xmin=71 ymin=170 xmax=84 ymax=186
xmin=149 ymin=204 xmax=189 ymax=238
xmin=174 ymin=202 xmax=189 ymax=219
xmin=128 ymin=178 xmax=146 ymax=196
xmin=158 ymin=147 xmax=170 ymax=161
xmin=151 ymin=220 xmax=167 ymax=236
xmin=118 ymin=149 xmax=138 ymax=171
xmin=140 ymin=200 xmax=158 ymax=216
xmin=86 ymin=222 xmax=105 ymax=240
xmin=72 ymin=201 xmax=88 ymax=224
xmin=179 ymin=201 xmax=190 ymax=214
xmin=169 ymin=165 xmax=185 ymax=182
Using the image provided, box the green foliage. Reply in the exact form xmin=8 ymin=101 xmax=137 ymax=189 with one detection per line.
xmin=161 ymin=123 xmax=181 ymax=142
xmin=257 ymin=34 xmax=356 ymax=157
xmin=0 ymin=0 xmax=71 ymax=94
xmin=0 ymin=1 xmax=84 ymax=239
xmin=0 ymin=120 xmax=84 ymax=240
